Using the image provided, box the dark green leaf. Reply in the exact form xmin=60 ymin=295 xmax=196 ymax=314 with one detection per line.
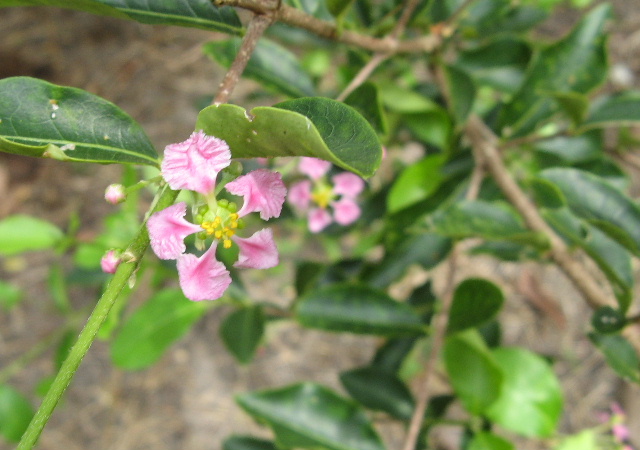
xmin=456 ymin=38 xmax=532 ymax=93
xmin=54 ymin=330 xmax=76 ymax=370
xmin=468 ymin=432 xmax=515 ymax=450
xmin=591 ymin=306 xmax=626 ymax=334
xmin=448 ymin=278 xmax=504 ymax=334
xmin=444 ymin=330 xmax=503 ymax=415
xmin=111 ymin=289 xmax=209 ymax=370
xmin=340 ymin=366 xmax=415 ymax=420
xmin=362 ymin=233 xmax=452 ymax=289
xmin=443 ymin=65 xmax=476 ymax=123
xmin=344 ymin=82 xmax=388 ymax=134
xmin=589 ymin=332 xmax=640 ymax=383
xmin=499 ymin=5 xmax=611 ymax=137
xmin=529 ymin=177 xmax=566 ymax=209
xmin=223 ymin=435 xmax=278 ymax=450
xmin=220 ymin=306 xmax=265 ymax=364
xmin=203 ymin=39 xmax=316 ymax=98
xmin=550 ymin=91 xmax=589 ymax=126
xmin=236 ymin=383 xmax=386 ymax=450
xmin=533 ymin=132 xmax=602 ymax=165
xmin=295 ymin=284 xmax=425 ymax=336
xmin=431 ymin=200 xmax=546 ymax=246
xmin=371 ymin=338 xmax=418 ymax=374
xmin=0 ymin=384 xmax=34 ymax=442
xmin=196 ymin=98 xmax=382 ymax=177
xmin=387 ymin=155 xmax=446 ymax=213
xmin=486 ymin=348 xmax=563 ymax=437
xmin=0 ymin=215 xmax=63 ymax=256
xmin=0 ymin=281 xmax=23 ymax=310
xmin=326 ymin=0 xmax=355 ymax=18
xmin=583 ymin=91 xmax=640 ymax=129
xmin=0 ymin=0 xmax=242 ymax=34
xmin=0 ymin=77 xmax=158 ymax=166
xmin=540 ymin=167 xmax=640 ymax=255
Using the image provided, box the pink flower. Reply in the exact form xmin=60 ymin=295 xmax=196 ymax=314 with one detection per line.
xmin=149 ymin=136 xmax=286 ymax=301
xmin=287 ymin=158 xmax=365 ymax=233
xmin=104 ymin=184 xmax=126 ymax=205
xmin=161 ymin=130 xmax=231 ymax=195
xmin=299 ymin=157 xmax=331 ymax=180
xmin=100 ymin=250 xmax=121 ymax=274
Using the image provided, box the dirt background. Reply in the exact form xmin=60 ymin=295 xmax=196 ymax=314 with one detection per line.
xmin=1 ymin=2 xmax=640 ymax=450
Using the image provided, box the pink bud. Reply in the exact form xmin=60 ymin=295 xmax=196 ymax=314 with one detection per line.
xmin=105 ymin=184 xmax=126 ymax=205
xmin=101 ymin=250 xmax=121 ymax=274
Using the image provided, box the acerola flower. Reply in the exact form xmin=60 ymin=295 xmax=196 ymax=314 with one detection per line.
xmin=104 ymin=184 xmax=126 ymax=205
xmin=148 ymin=132 xmax=286 ymax=302
xmin=100 ymin=250 xmax=121 ymax=274
xmin=288 ymin=157 xmax=365 ymax=233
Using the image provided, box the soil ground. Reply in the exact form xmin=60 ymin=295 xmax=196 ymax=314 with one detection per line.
xmin=1 ymin=3 xmax=640 ymax=450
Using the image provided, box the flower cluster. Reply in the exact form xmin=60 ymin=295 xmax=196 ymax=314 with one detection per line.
xmin=147 ymin=131 xmax=286 ymax=301
xmin=287 ymin=157 xmax=365 ymax=233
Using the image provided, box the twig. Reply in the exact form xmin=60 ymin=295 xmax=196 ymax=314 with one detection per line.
xmin=214 ymin=0 xmax=441 ymax=53
xmin=390 ymin=0 xmax=422 ymax=39
xmin=214 ymin=13 xmax=274 ymax=104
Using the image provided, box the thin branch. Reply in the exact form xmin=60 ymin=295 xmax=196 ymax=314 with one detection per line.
xmin=214 ymin=0 xmax=441 ymax=53
xmin=390 ymin=0 xmax=422 ymax=39
xmin=214 ymin=13 xmax=274 ymax=104
xmin=336 ymin=53 xmax=389 ymax=101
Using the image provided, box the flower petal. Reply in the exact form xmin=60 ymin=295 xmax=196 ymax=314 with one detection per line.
xmin=177 ymin=244 xmax=232 ymax=301
xmin=233 ymin=228 xmax=279 ymax=269
xmin=332 ymin=172 xmax=365 ymax=198
xmin=308 ymin=207 xmax=332 ymax=233
xmin=299 ymin=157 xmax=331 ymax=180
xmin=225 ymin=169 xmax=287 ymax=220
xmin=287 ymin=180 xmax=312 ymax=210
xmin=100 ymin=250 xmax=121 ymax=274
xmin=147 ymin=202 xmax=201 ymax=260
xmin=161 ymin=130 xmax=231 ymax=195
xmin=332 ymin=197 xmax=361 ymax=225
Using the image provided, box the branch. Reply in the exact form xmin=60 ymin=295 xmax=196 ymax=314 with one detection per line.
xmin=214 ymin=13 xmax=274 ymax=104
xmin=214 ymin=0 xmax=441 ymax=53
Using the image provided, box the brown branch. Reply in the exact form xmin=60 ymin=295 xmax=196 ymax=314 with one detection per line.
xmin=214 ymin=13 xmax=274 ymax=104
xmin=214 ymin=0 xmax=441 ymax=53
xmin=336 ymin=53 xmax=389 ymax=101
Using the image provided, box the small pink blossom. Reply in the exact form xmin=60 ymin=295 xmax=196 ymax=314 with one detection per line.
xmin=233 ymin=229 xmax=279 ymax=269
xmin=104 ymin=184 xmax=126 ymax=205
xmin=288 ymin=180 xmax=312 ymax=210
xmin=176 ymin=244 xmax=232 ymax=302
xmin=226 ymin=169 xmax=286 ymax=220
xmin=161 ymin=130 xmax=231 ymax=195
xmin=308 ymin=208 xmax=333 ymax=233
xmin=100 ymin=250 xmax=121 ymax=274
xmin=147 ymin=202 xmax=202 ymax=260
xmin=332 ymin=197 xmax=361 ymax=225
xmin=332 ymin=172 xmax=364 ymax=197
xmin=299 ymin=157 xmax=331 ymax=180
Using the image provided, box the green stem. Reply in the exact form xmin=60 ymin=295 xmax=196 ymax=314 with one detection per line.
xmin=17 ymin=184 xmax=179 ymax=450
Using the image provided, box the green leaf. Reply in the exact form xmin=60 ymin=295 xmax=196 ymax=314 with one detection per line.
xmin=236 ymin=383 xmax=386 ymax=450
xmin=486 ymin=348 xmax=563 ymax=437
xmin=0 ymin=215 xmax=63 ymax=256
xmin=196 ymin=98 xmax=382 ymax=177
xmin=203 ymin=38 xmax=316 ymax=98
xmin=468 ymin=432 xmax=515 ymax=450
xmin=363 ymin=233 xmax=452 ymax=289
xmin=0 ymin=384 xmax=34 ymax=442
xmin=550 ymin=91 xmax=589 ymax=126
xmin=540 ymin=167 xmax=640 ymax=255
xmin=431 ymin=200 xmax=546 ymax=246
xmin=529 ymin=177 xmax=566 ymax=209
xmin=220 ymin=306 xmax=265 ymax=364
xmin=589 ymin=332 xmax=640 ymax=383
xmin=340 ymin=366 xmax=415 ymax=420
xmin=0 ymin=0 xmax=242 ymax=35
xmin=448 ymin=278 xmax=504 ymax=334
xmin=326 ymin=0 xmax=355 ymax=18
xmin=582 ymin=91 xmax=640 ymax=129
xmin=111 ymin=289 xmax=209 ymax=370
xmin=54 ymin=330 xmax=77 ymax=370
xmin=533 ymin=132 xmax=602 ymax=165
xmin=553 ymin=430 xmax=597 ymax=450
xmin=443 ymin=330 xmax=503 ymax=415
xmin=223 ymin=436 xmax=278 ymax=450
xmin=0 ymin=77 xmax=158 ymax=166
xmin=456 ymin=38 xmax=532 ymax=93
xmin=295 ymin=284 xmax=425 ymax=336
xmin=0 ymin=281 xmax=23 ymax=310
xmin=499 ymin=5 xmax=611 ymax=137
xmin=344 ymin=83 xmax=388 ymax=134
xmin=387 ymin=155 xmax=446 ymax=213
xmin=591 ymin=306 xmax=626 ymax=334
xmin=442 ymin=65 xmax=476 ymax=123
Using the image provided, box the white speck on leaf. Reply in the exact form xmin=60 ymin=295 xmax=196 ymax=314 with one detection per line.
xmin=60 ymin=144 xmax=76 ymax=151
xmin=103 ymin=135 xmax=110 ymax=140
xmin=51 ymin=112 xmax=56 ymax=119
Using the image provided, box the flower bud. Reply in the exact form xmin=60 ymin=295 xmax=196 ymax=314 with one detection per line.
xmin=100 ymin=250 xmax=121 ymax=274
xmin=105 ymin=184 xmax=126 ymax=205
